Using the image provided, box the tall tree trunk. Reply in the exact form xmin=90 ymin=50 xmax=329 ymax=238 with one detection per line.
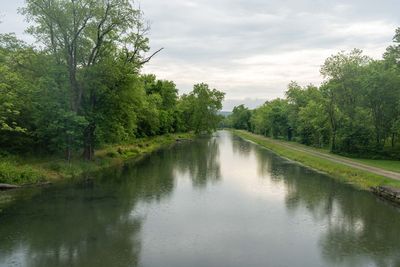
xmin=331 ymin=130 xmax=337 ymax=152
xmin=83 ymin=123 xmax=96 ymax=160
xmin=65 ymin=135 xmax=72 ymax=162
xmin=287 ymin=127 xmax=293 ymax=141
xmin=376 ymin=131 xmax=381 ymax=148
xmin=392 ymin=133 xmax=396 ymax=148
xmin=68 ymin=55 xmax=82 ymax=113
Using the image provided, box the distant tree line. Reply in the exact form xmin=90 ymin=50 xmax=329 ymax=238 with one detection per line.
xmin=225 ymin=28 xmax=400 ymax=159
xmin=0 ymin=0 xmax=224 ymax=160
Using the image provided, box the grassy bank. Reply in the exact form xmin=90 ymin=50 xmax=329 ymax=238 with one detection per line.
xmin=232 ymin=130 xmax=400 ymax=190
xmin=257 ymin=138 xmax=400 ymax=174
xmin=0 ymin=133 xmax=194 ymax=186
xmin=351 ymin=158 xmax=400 ymax=173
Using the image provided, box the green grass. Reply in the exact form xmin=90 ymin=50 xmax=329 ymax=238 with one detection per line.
xmin=0 ymin=160 xmax=45 ymax=185
xmin=0 ymin=132 xmax=194 ymax=186
xmin=351 ymin=159 xmax=400 ymax=173
xmin=233 ymin=130 xmax=400 ymax=190
xmin=260 ymin=135 xmax=400 ymax=174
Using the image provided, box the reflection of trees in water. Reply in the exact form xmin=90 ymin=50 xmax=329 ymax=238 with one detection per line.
xmin=231 ymin=135 xmax=253 ymax=157
xmin=252 ymin=146 xmax=400 ymax=266
xmin=123 ymin=136 xmax=221 ymax=190
xmin=252 ymin=148 xmax=288 ymax=182
xmin=317 ymin=191 xmax=400 ymax=267
xmin=172 ymin=136 xmax=221 ymax=188
xmin=123 ymin=135 xmax=221 ymax=190
xmin=0 ymin=153 xmax=164 ymax=267
xmin=0 ymin=136 xmax=221 ymax=266
xmin=0 ymin=149 xmax=180 ymax=267
xmin=0 ymin=181 xmax=143 ymax=267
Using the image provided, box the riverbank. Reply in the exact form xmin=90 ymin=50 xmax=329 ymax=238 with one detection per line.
xmin=0 ymin=133 xmax=194 ymax=187
xmin=232 ymin=130 xmax=400 ymax=190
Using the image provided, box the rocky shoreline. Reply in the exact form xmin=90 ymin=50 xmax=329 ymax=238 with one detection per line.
xmin=371 ymin=186 xmax=400 ymax=205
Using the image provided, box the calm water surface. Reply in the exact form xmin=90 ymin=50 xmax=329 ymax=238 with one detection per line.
xmin=1 ymin=131 xmax=400 ymax=267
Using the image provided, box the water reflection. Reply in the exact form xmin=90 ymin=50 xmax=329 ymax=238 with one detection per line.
xmin=0 ymin=136 xmax=222 ymax=267
xmin=0 ymin=131 xmax=399 ymax=267
xmin=249 ymin=137 xmax=400 ymax=267
xmin=231 ymin=134 xmax=252 ymax=157
xmin=174 ymin=136 xmax=221 ymax=188
xmin=0 ymin=183 xmax=143 ymax=267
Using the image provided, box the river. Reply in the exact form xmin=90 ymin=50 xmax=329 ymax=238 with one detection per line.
xmin=0 ymin=131 xmax=399 ymax=267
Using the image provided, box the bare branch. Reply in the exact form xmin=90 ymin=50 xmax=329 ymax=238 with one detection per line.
xmin=139 ymin=48 xmax=164 ymax=66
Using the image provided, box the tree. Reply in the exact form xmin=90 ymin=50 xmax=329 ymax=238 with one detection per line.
xmin=361 ymin=61 xmax=400 ymax=148
xmin=384 ymin=27 xmax=400 ymax=66
xmin=321 ymin=49 xmax=371 ymax=153
xmin=383 ymin=27 xmax=400 ymax=148
xmin=0 ymin=34 xmax=31 ymax=134
xmin=320 ymin=81 xmax=340 ymax=151
xmin=230 ymin=105 xmax=251 ymax=130
xmin=229 ymin=28 xmax=400 ymax=158
xmin=180 ymin=83 xmax=225 ymax=134
xmin=286 ymin=82 xmax=321 ymax=141
xmin=266 ymin=99 xmax=289 ymax=139
xmin=298 ymin=101 xmax=329 ymax=147
xmin=250 ymin=102 xmax=271 ymax=136
xmin=247 ymin=99 xmax=289 ymax=139
xmin=321 ymin=49 xmax=370 ymax=118
xmin=22 ymin=0 xmax=160 ymax=159
xmin=142 ymin=75 xmax=179 ymax=134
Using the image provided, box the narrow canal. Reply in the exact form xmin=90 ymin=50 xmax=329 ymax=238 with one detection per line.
xmin=1 ymin=131 xmax=399 ymax=267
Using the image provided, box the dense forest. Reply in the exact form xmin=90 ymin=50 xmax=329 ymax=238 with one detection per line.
xmin=225 ymin=28 xmax=400 ymax=159
xmin=0 ymin=0 xmax=224 ymax=161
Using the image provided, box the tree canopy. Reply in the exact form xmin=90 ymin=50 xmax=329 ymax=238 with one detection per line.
xmin=0 ymin=1 xmax=225 ymax=160
xmin=226 ymin=28 xmax=400 ymax=159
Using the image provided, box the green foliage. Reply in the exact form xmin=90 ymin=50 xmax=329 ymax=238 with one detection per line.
xmin=0 ymin=1 xmax=223 ymax=173
xmin=36 ymin=110 xmax=88 ymax=153
xmin=298 ymin=100 xmax=329 ymax=146
xmin=230 ymin=105 xmax=251 ymax=130
xmin=0 ymin=1 xmax=221 ymax=185
xmin=21 ymin=0 xmax=154 ymax=160
xmin=0 ymin=132 xmax=194 ymax=185
xmin=0 ymin=32 xmax=214 ymax=159
xmin=138 ymin=75 xmax=181 ymax=136
xmin=228 ymin=28 xmax=400 ymax=159
xmin=0 ymin=34 xmax=27 ymax=134
xmin=0 ymin=160 xmax=43 ymax=184
xmin=179 ymin=83 xmax=225 ymax=134
xmin=247 ymin=99 xmax=289 ymax=139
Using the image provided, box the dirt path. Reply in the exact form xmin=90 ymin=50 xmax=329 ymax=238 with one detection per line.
xmin=270 ymin=138 xmax=400 ymax=181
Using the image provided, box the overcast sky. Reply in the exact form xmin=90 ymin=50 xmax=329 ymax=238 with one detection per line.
xmin=1 ymin=0 xmax=399 ymax=110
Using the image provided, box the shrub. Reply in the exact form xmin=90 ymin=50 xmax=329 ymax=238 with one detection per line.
xmin=0 ymin=161 xmax=43 ymax=184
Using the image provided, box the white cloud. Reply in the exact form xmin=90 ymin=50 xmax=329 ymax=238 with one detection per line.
xmin=1 ymin=0 xmax=399 ymax=110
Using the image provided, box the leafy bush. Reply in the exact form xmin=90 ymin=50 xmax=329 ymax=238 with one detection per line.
xmin=0 ymin=160 xmax=43 ymax=184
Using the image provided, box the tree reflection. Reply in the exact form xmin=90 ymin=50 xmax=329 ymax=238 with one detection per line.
xmin=0 ymin=147 xmax=176 ymax=267
xmin=173 ymin=136 xmax=221 ymax=188
xmin=253 ymin=148 xmax=290 ymax=183
xmin=231 ymin=134 xmax=253 ymax=157
xmin=4 ymin=133 xmax=399 ymax=267
xmin=251 ymin=143 xmax=400 ymax=266
xmin=0 ymin=135 xmax=222 ymax=267
xmin=0 ymin=182 xmax=143 ymax=267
